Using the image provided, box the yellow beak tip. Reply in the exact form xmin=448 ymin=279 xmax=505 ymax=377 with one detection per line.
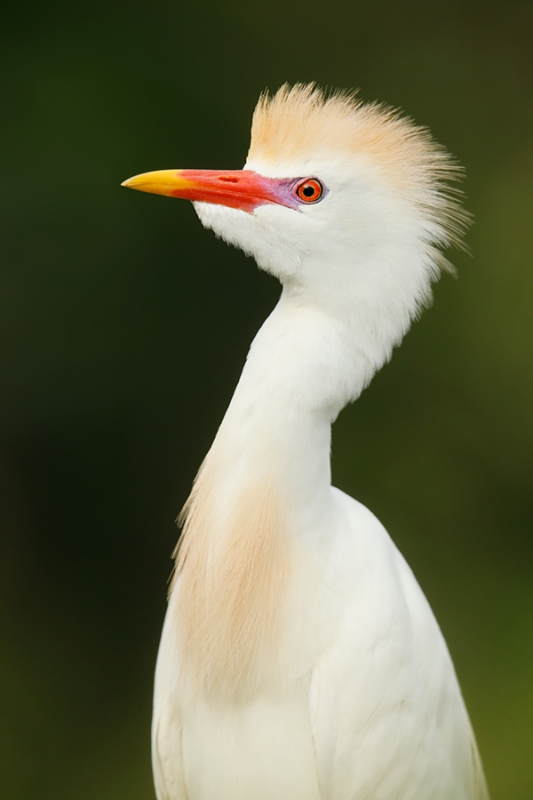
xmin=120 ymin=170 xmax=186 ymax=197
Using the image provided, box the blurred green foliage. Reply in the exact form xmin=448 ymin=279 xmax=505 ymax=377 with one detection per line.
xmin=1 ymin=1 xmax=532 ymax=798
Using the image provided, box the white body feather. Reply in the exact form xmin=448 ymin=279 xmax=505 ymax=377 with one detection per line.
xmin=154 ymin=491 xmax=479 ymax=799
xmin=148 ymin=86 xmax=488 ymax=799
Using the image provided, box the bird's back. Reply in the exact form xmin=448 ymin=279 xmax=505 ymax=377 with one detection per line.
xmin=309 ymin=488 xmax=486 ymax=799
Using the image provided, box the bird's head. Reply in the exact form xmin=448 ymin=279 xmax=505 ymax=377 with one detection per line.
xmin=123 ymin=84 xmax=468 ymax=355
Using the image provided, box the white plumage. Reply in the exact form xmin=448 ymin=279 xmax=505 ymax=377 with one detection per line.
xmin=123 ymin=84 xmax=488 ymax=800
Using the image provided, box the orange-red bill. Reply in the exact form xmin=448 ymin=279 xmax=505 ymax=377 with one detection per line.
xmin=121 ymin=169 xmax=299 ymax=213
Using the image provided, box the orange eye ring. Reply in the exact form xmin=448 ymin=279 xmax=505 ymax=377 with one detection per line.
xmin=295 ymin=178 xmax=324 ymax=203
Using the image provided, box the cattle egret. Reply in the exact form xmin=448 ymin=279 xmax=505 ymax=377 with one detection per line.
xmin=123 ymin=84 xmax=488 ymax=800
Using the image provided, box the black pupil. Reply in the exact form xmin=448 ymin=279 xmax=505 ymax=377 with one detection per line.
xmin=303 ymin=184 xmax=315 ymax=197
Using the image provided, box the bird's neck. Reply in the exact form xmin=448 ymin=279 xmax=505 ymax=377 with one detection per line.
xmin=217 ymin=290 xmax=379 ymax=521
xmin=172 ymin=292 xmax=376 ymax=699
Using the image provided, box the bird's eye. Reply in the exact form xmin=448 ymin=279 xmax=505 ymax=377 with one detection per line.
xmin=295 ymin=178 xmax=324 ymax=204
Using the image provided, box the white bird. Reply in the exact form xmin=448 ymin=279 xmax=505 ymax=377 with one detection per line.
xmin=123 ymin=84 xmax=489 ymax=800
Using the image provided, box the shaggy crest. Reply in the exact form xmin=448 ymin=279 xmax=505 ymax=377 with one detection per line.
xmin=248 ymin=83 xmax=470 ymax=271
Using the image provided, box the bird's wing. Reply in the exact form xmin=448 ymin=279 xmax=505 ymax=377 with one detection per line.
xmin=308 ymin=488 xmax=484 ymax=800
xmin=152 ymin=589 xmax=188 ymax=800
xmin=152 ymin=712 xmax=187 ymax=800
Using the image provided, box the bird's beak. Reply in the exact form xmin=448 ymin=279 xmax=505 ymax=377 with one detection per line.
xmin=121 ymin=169 xmax=295 ymax=213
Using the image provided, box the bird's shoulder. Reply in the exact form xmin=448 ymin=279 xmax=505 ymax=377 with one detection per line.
xmin=324 ymin=485 xmax=451 ymax=669
xmin=325 ymin=486 xmax=420 ymax=603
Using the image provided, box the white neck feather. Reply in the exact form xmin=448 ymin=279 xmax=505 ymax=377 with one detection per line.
xmin=171 ymin=290 xmax=389 ymax=700
xmin=207 ymin=287 xmax=386 ymax=534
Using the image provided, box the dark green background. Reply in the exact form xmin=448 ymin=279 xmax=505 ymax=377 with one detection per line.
xmin=1 ymin=1 xmax=532 ymax=798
